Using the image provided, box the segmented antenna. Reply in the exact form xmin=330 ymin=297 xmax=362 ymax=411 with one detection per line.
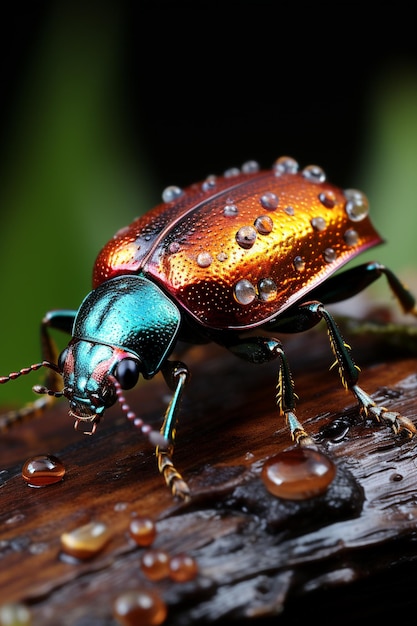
xmin=110 ymin=376 xmax=169 ymax=449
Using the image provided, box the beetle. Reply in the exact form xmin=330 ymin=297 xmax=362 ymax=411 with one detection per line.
xmin=1 ymin=156 xmax=416 ymax=500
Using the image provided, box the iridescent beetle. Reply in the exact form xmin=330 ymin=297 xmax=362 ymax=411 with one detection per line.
xmin=1 ymin=156 xmax=416 ymax=500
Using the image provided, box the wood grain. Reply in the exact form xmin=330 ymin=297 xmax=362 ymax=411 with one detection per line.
xmin=1 ymin=320 xmax=417 ymax=625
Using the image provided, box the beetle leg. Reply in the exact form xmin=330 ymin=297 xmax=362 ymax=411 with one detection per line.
xmin=157 ymin=361 xmax=191 ymax=500
xmin=226 ymin=336 xmax=315 ymax=446
xmin=300 ymin=301 xmax=416 ymax=438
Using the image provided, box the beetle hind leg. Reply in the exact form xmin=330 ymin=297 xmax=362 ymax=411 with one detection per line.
xmin=352 ymin=384 xmax=416 ymax=438
xmin=300 ymin=301 xmax=416 ymax=439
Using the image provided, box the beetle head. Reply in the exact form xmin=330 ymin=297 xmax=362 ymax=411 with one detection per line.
xmin=58 ymin=341 xmax=142 ymax=432
xmin=57 ymin=275 xmax=181 ymax=434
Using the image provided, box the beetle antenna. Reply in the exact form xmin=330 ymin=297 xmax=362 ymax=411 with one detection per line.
xmin=0 ymin=360 xmax=60 ymax=385
xmin=110 ymin=376 xmax=169 ymax=449
xmin=32 ymin=385 xmax=65 ymax=398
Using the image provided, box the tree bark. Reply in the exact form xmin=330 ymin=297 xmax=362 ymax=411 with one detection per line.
xmin=1 ymin=319 xmax=417 ymax=625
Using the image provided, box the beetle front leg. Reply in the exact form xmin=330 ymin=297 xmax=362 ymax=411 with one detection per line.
xmin=227 ymin=336 xmax=315 ymax=447
xmin=157 ymin=361 xmax=191 ymax=500
xmin=300 ymin=301 xmax=416 ymax=438
xmin=0 ymin=310 xmax=76 ymax=431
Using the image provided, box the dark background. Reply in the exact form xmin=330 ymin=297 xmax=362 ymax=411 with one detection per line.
xmin=0 ymin=2 xmax=417 ymax=404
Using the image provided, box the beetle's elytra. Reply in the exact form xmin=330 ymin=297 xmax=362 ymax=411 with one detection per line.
xmin=1 ymin=156 xmax=416 ymax=500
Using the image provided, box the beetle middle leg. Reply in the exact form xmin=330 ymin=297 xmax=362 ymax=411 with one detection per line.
xmin=226 ymin=336 xmax=315 ymax=446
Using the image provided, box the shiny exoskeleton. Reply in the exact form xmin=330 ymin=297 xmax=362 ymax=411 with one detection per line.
xmin=1 ymin=156 xmax=416 ymax=500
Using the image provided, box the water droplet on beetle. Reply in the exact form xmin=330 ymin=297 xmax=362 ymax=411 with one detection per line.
xmin=302 ymin=164 xmax=326 ymax=183
xmin=235 ymin=226 xmax=257 ymax=249
xmin=169 ymin=553 xmax=199 ymax=582
xmin=258 ymin=278 xmax=278 ymax=302
xmin=241 ymin=160 xmax=260 ymax=173
xmin=273 ymin=156 xmax=299 ymax=175
xmin=293 ymin=256 xmax=305 ymax=272
xmin=344 ymin=228 xmax=359 ymax=246
xmin=202 ymin=175 xmax=217 ymax=191
xmin=254 ymin=215 xmax=273 ymax=234
xmin=344 ymin=189 xmax=369 ymax=221
xmin=259 ymin=191 xmax=279 ymax=210
xmin=168 ymin=241 xmax=180 ymax=254
xmin=129 ymin=517 xmax=157 ymax=547
xmin=60 ymin=521 xmax=112 ymax=560
xmin=261 ymin=448 xmax=336 ymax=499
xmin=284 ymin=206 xmax=295 ymax=216
xmin=323 ymin=247 xmax=337 ymax=263
xmin=196 ymin=252 xmax=213 ymax=267
xmin=22 ymin=455 xmax=65 ymax=487
xmin=234 ymin=279 xmax=256 ymax=305
xmin=223 ymin=203 xmax=238 ymax=217
xmin=162 ymin=185 xmax=183 ymax=203
xmin=310 ymin=216 xmax=327 ymax=231
xmin=113 ymin=589 xmax=167 ymax=626
xmin=223 ymin=167 xmax=240 ymax=178
xmin=141 ymin=549 xmax=170 ymax=581
xmin=217 ymin=251 xmax=228 ymax=262
xmin=319 ymin=190 xmax=336 ymax=208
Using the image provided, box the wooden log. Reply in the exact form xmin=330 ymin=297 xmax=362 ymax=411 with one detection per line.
xmin=0 ymin=319 xmax=417 ymax=625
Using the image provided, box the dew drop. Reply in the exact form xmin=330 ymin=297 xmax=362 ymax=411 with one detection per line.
xmin=310 ymin=216 xmax=327 ymax=231
xmin=318 ymin=417 xmax=351 ymax=442
xmin=233 ymin=279 xmax=257 ymax=305
xmin=254 ymin=215 xmax=273 ymax=235
xmin=169 ymin=553 xmax=199 ymax=582
xmin=259 ymin=191 xmax=279 ymax=210
xmin=302 ymin=164 xmax=326 ymax=183
xmin=113 ymin=589 xmax=167 ymax=626
xmin=390 ymin=473 xmax=403 ymax=482
xmin=258 ymin=278 xmax=278 ymax=302
xmin=162 ymin=185 xmax=183 ymax=203
xmin=223 ymin=167 xmax=240 ymax=178
xmin=284 ymin=206 xmax=295 ymax=216
xmin=60 ymin=521 xmax=112 ymax=560
xmin=344 ymin=189 xmax=369 ymax=221
xmin=141 ymin=549 xmax=170 ymax=581
xmin=293 ymin=256 xmax=305 ymax=272
xmin=196 ymin=251 xmax=213 ymax=268
xmin=318 ymin=190 xmax=336 ymax=208
xmin=202 ymin=175 xmax=217 ymax=191
xmin=217 ymin=251 xmax=228 ymax=262
xmin=129 ymin=517 xmax=157 ymax=547
xmin=273 ymin=156 xmax=299 ymax=175
xmin=323 ymin=247 xmax=337 ymax=263
xmin=235 ymin=225 xmax=257 ymax=249
xmin=168 ymin=241 xmax=180 ymax=254
xmin=0 ymin=603 xmax=32 ymax=626
xmin=241 ymin=160 xmax=260 ymax=173
xmin=22 ymin=454 xmax=65 ymax=487
xmin=223 ymin=203 xmax=238 ymax=217
xmin=344 ymin=228 xmax=359 ymax=247
xmin=261 ymin=448 xmax=336 ymax=500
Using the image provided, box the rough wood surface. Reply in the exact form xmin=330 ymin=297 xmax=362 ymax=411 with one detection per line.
xmin=1 ymin=319 xmax=417 ymax=625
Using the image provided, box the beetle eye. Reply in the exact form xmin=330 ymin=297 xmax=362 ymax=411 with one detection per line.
xmin=58 ymin=348 xmax=69 ymax=372
xmin=114 ymin=358 xmax=140 ymax=390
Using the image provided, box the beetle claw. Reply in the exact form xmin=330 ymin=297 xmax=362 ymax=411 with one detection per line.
xmin=352 ymin=385 xmax=416 ymax=439
xmin=285 ymin=411 xmax=316 ymax=447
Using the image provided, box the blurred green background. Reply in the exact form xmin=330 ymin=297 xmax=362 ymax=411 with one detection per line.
xmin=0 ymin=2 xmax=416 ymax=406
